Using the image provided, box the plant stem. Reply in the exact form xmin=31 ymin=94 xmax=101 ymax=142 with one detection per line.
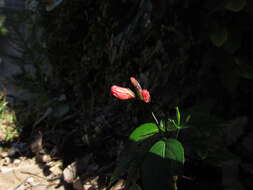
xmin=170 ymin=176 xmax=178 ymax=190
xmin=176 ymin=129 xmax=180 ymax=139
xmin=151 ymin=112 xmax=159 ymax=125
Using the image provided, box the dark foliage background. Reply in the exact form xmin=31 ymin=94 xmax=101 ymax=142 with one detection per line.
xmin=44 ymin=0 xmax=253 ymax=119
xmin=0 ymin=0 xmax=248 ymax=188
xmin=1 ymin=0 xmax=253 ymax=189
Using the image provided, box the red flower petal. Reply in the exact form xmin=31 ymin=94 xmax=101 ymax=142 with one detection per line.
xmin=141 ymin=89 xmax=151 ymax=103
xmin=111 ymin=85 xmax=136 ymax=100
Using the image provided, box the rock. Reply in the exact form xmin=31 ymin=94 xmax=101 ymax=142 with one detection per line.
xmin=49 ymin=161 xmax=63 ymax=176
xmin=2 ymin=157 xmax=11 ymax=166
xmin=30 ymin=132 xmax=44 ymax=154
xmin=41 ymin=154 xmax=52 ymax=163
xmin=63 ymin=154 xmax=92 ymax=183
xmin=63 ymin=163 xmax=77 ymax=183
xmin=8 ymin=142 xmax=29 ymax=157
xmin=109 ymin=179 xmax=125 ymax=190
xmin=0 ymin=158 xmax=65 ymax=190
xmin=83 ymin=176 xmax=99 ymax=190
xmin=26 ymin=177 xmax=36 ymax=185
xmin=13 ymin=159 xmax=21 ymax=166
xmin=0 ymin=151 xmax=8 ymax=158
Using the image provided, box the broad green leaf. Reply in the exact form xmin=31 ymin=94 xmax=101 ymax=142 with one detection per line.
xmin=225 ymin=0 xmax=247 ymax=12
xmin=141 ymin=139 xmax=184 ymax=190
xmin=210 ymin=23 xmax=228 ymax=47
xmin=129 ymin=123 xmax=161 ymax=142
xmin=149 ymin=139 xmax=185 ymax=163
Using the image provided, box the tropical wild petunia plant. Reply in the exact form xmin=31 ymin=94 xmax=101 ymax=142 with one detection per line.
xmin=110 ymin=77 xmax=190 ymax=190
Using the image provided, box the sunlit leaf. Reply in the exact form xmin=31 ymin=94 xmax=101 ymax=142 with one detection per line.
xmin=141 ymin=139 xmax=184 ymax=190
xmin=129 ymin=123 xmax=162 ymax=142
xmin=149 ymin=139 xmax=184 ymax=163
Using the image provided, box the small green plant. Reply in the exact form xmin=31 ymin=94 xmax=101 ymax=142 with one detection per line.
xmin=110 ymin=77 xmax=190 ymax=190
xmin=0 ymin=93 xmax=19 ymax=142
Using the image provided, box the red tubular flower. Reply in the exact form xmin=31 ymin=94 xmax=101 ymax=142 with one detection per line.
xmin=141 ymin=89 xmax=151 ymax=103
xmin=111 ymin=85 xmax=136 ymax=100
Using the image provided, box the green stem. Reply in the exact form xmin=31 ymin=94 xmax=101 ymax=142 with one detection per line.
xmin=170 ymin=176 xmax=178 ymax=190
xmin=175 ymin=129 xmax=180 ymax=139
xmin=152 ymin=112 xmax=162 ymax=134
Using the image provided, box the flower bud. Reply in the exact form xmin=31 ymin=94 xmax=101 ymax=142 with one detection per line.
xmin=141 ymin=89 xmax=151 ymax=103
xmin=130 ymin=77 xmax=142 ymax=90
xmin=111 ymin=85 xmax=135 ymax=100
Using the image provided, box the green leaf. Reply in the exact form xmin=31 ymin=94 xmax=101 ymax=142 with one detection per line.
xmin=167 ymin=119 xmax=179 ymax=131
xmin=141 ymin=139 xmax=184 ymax=190
xmin=225 ymin=0 xmax=247 ymax=12
xmin=175 ymin=106 xmax=181 ymax=125
xmin=210 ymin=23 xmax=228 ymax=47
xmin=149 ymin=139 xmax=185 ymax=163
xmin=159 ymin=119 xmax=165 ymax=129
xmin=129 ymin=123 xmax=161 ymax=142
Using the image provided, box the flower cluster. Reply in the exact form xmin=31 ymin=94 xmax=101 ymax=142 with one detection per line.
xmin=111 ymin=77 xmax=151 ymax=103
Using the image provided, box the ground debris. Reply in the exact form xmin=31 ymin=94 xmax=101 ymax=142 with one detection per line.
xmin=0 ymin=157 xmax=64 ymax=190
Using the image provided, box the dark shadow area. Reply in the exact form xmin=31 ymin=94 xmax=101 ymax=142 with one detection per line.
xmin=141 ymin=152 xmax=184 ymax=190
xmin=1 ymin=0 xmax=253 ymax=190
